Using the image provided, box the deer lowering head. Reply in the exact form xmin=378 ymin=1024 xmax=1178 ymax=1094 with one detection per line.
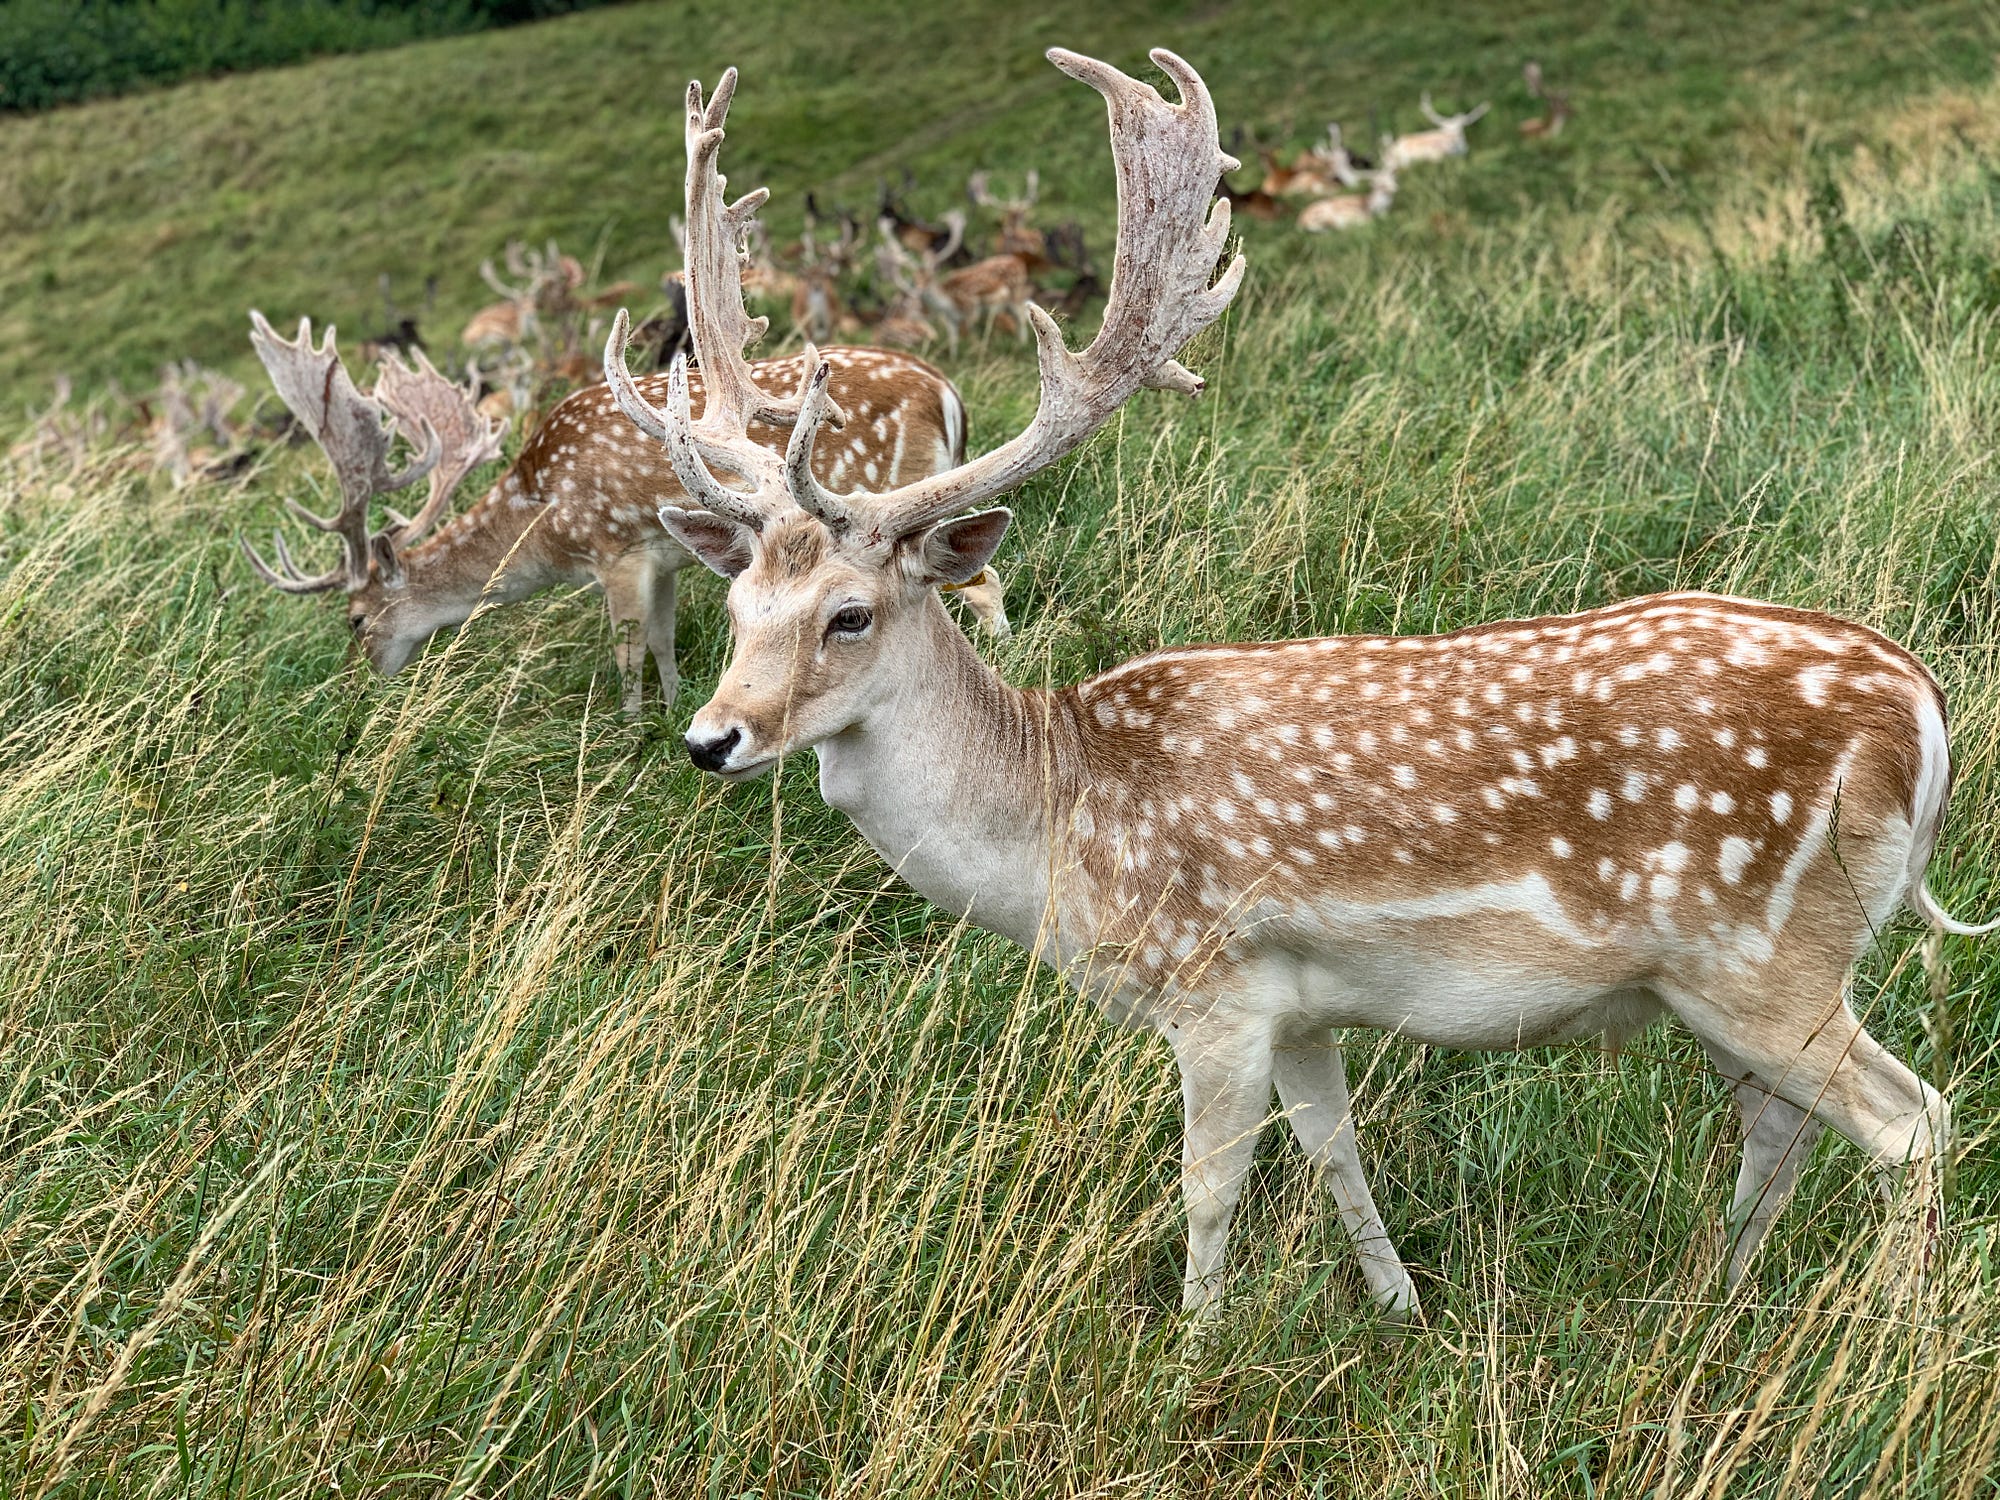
xmin=613 ymin=48 xmax=1238 ymax=778
xmin=650 ymin=50 xmax=1985 ymax=1328
xmin=238 ymin=312 xmax=447 ymax=611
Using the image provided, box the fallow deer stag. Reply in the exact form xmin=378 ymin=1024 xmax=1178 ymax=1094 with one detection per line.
xmin=636 ymin=47 xmax=1987 ymax=1322
xmin=240 ymin=312 xmax=996 ymax=715
xmin=1383 ymin=93 xmax=1490 ymax=170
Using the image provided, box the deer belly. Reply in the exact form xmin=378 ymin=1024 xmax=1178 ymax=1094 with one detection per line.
xmin=1268 ymin=882 xmax=1668 ymax=1049
xmin=1295 ymin=947 xmax=1664 ymax=1050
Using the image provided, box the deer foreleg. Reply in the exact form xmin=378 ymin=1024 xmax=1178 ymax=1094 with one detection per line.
xmin=1173 ymin=1014 xmax=1274 ymax=1320
xmin=601 ymin=555 xmax=654 ymax=718
xmin=646 ymin=563 xmax=680 ymax=707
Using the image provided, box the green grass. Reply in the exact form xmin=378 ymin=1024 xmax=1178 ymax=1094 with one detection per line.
xmin=7 ymin=1 xmax=2000 ymax=1495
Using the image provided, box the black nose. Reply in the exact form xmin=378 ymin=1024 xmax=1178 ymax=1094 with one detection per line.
xmin=685 ymin=727 xmax=742 ymax=773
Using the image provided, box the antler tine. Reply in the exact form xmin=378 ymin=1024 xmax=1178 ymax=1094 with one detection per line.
xmin=930 ymin=209 xmax=966 ymax=268
xmin=373 ymin=346 xmax=508 ymax=546
xmin=679 ymin=68 xmax=800 ymax=436
xmin=1022 ymin=168 xmax=1040 ymax=207
xmin=782 ymin=47 xmax=1244 ymax=542
xmin=783 ymin=359 xmax=852 ymax=529
xmin=238 ymin=533 xmax=347 ymax=594
xmin=480 ymin=257 xmax=525 ymax=301
xmin=1460 ymin=100 xmax=1491 ymax=125
xmin=967 ymin=170 xmax=995 ymax=207
xmin=602 ymin=312 xmax=775 ymax=530
xmin=1420 ymin=91 xmax=1445 ymax=126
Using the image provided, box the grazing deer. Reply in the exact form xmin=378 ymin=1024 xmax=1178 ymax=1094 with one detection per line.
xmin=1519 ymin=61 xmax=1572 ymax=138
xmin=240 ymin=312 xmax=998 ymax=715
xmin=635 ymin=47 xmax=1982 ymax=1323
xmin=1297 ymin=159 xmax=1399 ymax=233
xmin=969 ymin=170 xmax=1049 ymax=268
xmin=1384 ymin=93 xmax=1491 ymax=170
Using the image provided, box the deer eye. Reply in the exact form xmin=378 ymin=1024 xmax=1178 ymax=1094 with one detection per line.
xmin=348 ymin=613 xmax=368 ymax=636
xmin=827 ymin=605 xmax=873 ymax=638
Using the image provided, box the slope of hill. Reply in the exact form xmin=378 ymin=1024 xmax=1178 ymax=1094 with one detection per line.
xmin=4 ymin=3 xmax=2000 ymax=1496
xmin=1 ymin=0 xmax=1994 ymax=413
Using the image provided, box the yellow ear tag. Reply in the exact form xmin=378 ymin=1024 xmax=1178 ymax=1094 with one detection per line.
xmin=940 ymin=567 xmax=994 ymax=594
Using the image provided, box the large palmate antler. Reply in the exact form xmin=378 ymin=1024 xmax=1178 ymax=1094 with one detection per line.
xmin=241 ymin=312 xmax=443 ymax=594
xmin=603 ymin=67 xmax=815 ymax=532
xmin=608 ymin=47 xmax=1244 ymax=547
xmin=372 ymin=346 xmax=509 ymax=546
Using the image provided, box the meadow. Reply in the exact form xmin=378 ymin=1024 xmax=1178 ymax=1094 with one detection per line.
xmin=5 ymin=1 xmax=2000 ymax=1494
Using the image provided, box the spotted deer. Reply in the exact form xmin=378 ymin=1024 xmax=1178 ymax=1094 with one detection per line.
xmin=239 ymin=315 xmax=997 ymax=716
xmin=1384 ymin=93 xmax=1491 ymax=170
xmin=631 ymin=46 xmax=1989 ymax=1322
xmin=940 ymin=252 xmax=1036 ymax=343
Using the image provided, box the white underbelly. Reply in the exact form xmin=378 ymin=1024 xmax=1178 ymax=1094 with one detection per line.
xmin=1294 ymin=948 xmax=1664 ymax=1049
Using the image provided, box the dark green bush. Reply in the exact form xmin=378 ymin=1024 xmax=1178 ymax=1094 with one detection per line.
xmin=0 ymin=0 xmax=621 ymax=113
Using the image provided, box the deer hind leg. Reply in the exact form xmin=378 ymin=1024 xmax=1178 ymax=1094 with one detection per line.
xmin=599 ymin=554 xmax=655 ymax=718
xmin=1171 ymin=1011 xmax=1276 ymax=1320
xmin=1700 ymin=1039 xmax=1826 ymax=1287
xmin=645 ymin=563 xmax=679 ymax=708
xmin=1272 ymin=1032 xmax=1420 ymax=1319
xmin=1684 ymin=980 xmax=1949 ymax=1280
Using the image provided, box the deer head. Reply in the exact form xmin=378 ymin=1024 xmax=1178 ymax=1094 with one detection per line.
xmin=601 ymin=50 xmax=1241 ymax=779
xmin=240 ymin=313 xmax=511 ymax=672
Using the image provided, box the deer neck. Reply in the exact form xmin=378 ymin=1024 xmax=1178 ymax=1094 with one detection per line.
xmin=814 ymin=596 xmax=1086 ymax=960
xmin=401 ymin=482 xmax=564 ymax=618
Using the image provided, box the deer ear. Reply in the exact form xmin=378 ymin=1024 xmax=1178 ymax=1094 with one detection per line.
xmin=368 ymin=532 xmax=405 ymax=588
xmin=912 ymin=507 xmax=1011 ymax=587
xmin=660 ymin=505 xmax=755 ymax=578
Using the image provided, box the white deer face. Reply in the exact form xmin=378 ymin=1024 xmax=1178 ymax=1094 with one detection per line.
xmin=668 ymin=508 xmax=1010 ymax=778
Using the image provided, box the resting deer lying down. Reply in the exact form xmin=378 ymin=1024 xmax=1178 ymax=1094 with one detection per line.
xmin=239 ymin=321 xmax=1005 ymax=715
xmin=1383 ymin=93 xmax=1490 ymax=171
xmin=631 ymin=47 xmax=1986 ymax=1321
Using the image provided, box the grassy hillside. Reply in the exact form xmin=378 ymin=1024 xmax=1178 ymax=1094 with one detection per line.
xmin=2 ymin=0 xmax=1998 ymax=414
xmin=6 ymin=2 xmax=2000 ymax=1496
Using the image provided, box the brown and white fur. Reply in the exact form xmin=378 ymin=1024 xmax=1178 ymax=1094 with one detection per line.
xmin=641 ymin=48 xmax=1986 ymax=1324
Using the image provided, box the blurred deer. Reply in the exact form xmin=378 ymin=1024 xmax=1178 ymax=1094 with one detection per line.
xmin=969 ymin=170 xmax=1049 ymax=268
xmin=1383 ymin=94 xmax=1490 ymax=169
xmin=1298 ymin=157 xmax=1398 ymax=232
xmin=1519 ymin=61 xmax=1572 ymax=138
xmin=874 ymin=211 xmax=967 ymax=353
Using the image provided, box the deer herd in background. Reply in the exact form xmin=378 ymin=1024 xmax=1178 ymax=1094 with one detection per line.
xmin=11 ymin=42 xmax=1981 ymax=1328
xmin=1222 ymin=60 xmax=1568 ymax=231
